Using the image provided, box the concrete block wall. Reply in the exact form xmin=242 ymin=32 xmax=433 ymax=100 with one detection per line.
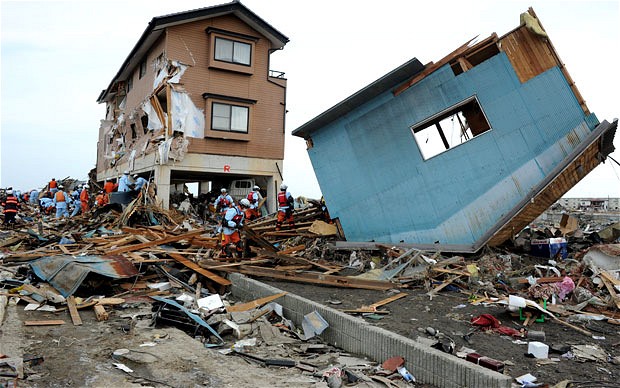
xmin=229 ymin=273 xmax=512 ymax=388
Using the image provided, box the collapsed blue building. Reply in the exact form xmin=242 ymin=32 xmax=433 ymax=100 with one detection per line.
xmin=293 ymin=8 xmax=617 ymax=252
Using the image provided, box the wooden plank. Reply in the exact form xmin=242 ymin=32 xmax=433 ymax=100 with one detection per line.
xmin=106 ymin=229 xmax=204 ymax=255
xmin=228 ymin=265 xmax=395 ymax=291
xmin=24 ymin=320 xmax=65 ymax=326
xmin=95 ymin=298 xmax=126 ymax=305
xmin=66 ymin=296 xmax=82 ymax=326
xmin=369 ymin=292 xmax=408 ymax=309
xmin=343 ymin=292 xmax=407 ymax=314
xmin=599 ymin=274 xmax=620 ymax=310
xmin=427 ymin=275 xmax=463 ymax=297
xmin=58 ymin=244 xmax=72 ymax=255
xmin=226 ymin=292 xmax=288 ymax=313
xmin=167 ymin=252 xmax=231 ymax=287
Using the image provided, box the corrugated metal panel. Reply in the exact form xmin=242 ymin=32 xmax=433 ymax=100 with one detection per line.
xmin=30 ymin=255 xmax=138 ymax=297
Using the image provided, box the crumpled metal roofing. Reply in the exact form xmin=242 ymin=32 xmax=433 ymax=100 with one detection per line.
xmin=30 ymin=255 xmax=138 ymax=297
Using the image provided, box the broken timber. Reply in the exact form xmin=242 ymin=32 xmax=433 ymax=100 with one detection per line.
xmin=225 ymin=265 xmax=395 ymax=291
xmin=106 ymin=229 xmax=205 ymax=255
xmin=167 ymin=252 xmax=231 ymax=287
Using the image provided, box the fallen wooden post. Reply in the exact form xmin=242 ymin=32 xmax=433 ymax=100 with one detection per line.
xmin=67 ymin=296 xmax=83 ymax=326
xmin=226 ymin=292 xmax=287 ymax=313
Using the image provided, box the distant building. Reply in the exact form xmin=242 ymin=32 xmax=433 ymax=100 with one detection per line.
xmin=557 ymin=197 xmax=620 ymax=211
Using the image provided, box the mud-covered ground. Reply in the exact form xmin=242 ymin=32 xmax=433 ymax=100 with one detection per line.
xmin=261 ymin=279 xmax=620 ymax=387
xmin=0 ymin=301 xmax=321 ymax=388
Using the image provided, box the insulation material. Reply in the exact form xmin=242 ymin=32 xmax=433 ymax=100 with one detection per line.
xmin=128 ymin=149 xmax=136 ymax=171
xmin=171 ymin=90 xmax=204 ymax=138
xmin=142 ymin=101 xmax=163 ymax=131
xmin=153 ymin=66 xmax=168 ymax=91
xmin=169 ymin=61 xmax=187 ymax=84
xmin=158 ymin=138 xmax=172 ymax=165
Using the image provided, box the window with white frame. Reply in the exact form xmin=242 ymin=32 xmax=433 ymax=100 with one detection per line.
xmin=411 ymin=96 xmax=491 ymax=160
xmin=214 ymin=37 xmax=251 ymax=66
xmin=212 ymin=102 xmax=249 ymax=133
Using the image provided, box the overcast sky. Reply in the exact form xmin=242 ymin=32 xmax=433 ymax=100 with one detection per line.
xmin=1 ymin=0 xmax=619 ymax=199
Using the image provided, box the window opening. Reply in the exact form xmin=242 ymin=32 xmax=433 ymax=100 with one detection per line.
xmin=214 ymin=37 xmax=251 ymax=66
xmin=411 ymin=96 xmax=491 ymax=160
xmin=139 ymin=59 xmax=147 ymax=79
xmin=127 ymin=75 xmax=133 ymax=93
xmin=141 ymin=115 xmax=149 ymax=133
xmin=211 ymin=102 xmax=249 ymax=133
xmin=130 ymin=123 xmax=137 ymax=139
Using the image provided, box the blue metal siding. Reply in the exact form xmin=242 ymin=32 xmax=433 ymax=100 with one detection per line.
xmin=308 ymin=52 xmax=597 ymax=245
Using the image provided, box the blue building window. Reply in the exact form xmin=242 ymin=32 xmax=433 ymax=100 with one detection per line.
xmin=411 ymin=96 xmax=491 ymax=160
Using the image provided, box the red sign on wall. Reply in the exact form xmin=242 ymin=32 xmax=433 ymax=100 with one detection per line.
xmin=223 ymin=165 xmax=231 ymax=172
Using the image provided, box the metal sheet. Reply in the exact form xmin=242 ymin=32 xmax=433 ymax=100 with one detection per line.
xmin=30 ymin=255 xmax=138 ymax=297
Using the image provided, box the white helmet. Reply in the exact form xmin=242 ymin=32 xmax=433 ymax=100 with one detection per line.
xmin=6 ymin=190 xmax=13 ymax=195
xmin=280 ymin=183 xmax=287 ymax=190
xmin=221 ymin=188 xmax=227 ymax=193
xmin=123 ymin=170 xmax=129 ymax=175
xmin=253 ymin=185 xmax=260 ymax=191
xmin=84 ymin=184 xmax=89 ymax=189
xmin=240 ymin=198 xmax=250 ymax=208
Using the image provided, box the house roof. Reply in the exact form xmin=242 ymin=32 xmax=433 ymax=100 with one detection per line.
xmin=291 ymin=57 xmax=425 ymax=138
xmin=97 ymin=0 xmax=289 ymax=103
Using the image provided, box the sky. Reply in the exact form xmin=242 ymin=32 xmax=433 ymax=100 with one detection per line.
xmin=1 ymin=0 xmax=619 ymax=200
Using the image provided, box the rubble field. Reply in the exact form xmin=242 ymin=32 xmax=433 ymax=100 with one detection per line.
xmin=1 ymin=186 xmax=620 ymax=388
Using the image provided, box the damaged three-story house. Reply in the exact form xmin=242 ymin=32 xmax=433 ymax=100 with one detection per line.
xmin=96 ymin=1 xmax=288 ymax=210
xmin=292 ymin=8 xmax=617 ymax=252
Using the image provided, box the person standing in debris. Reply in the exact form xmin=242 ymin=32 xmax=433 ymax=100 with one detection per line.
xmin=276 ymin=183 xmax=295 ymax=231
xmin=48 ymin=178 xmax=58 ymax=194
xmin=103 ymin=178 xmax=117 ymax=194
xmin=29 ymin=188 xmax=39 ymax=205
xmin=214 ymin=188 xmax=234 ymax=214
xmin=80 ymin=184 xmax=90 ymax=214
xmin=244 ymin=185 xmax=262 ymax=221
xmin=53 ymin=185 xmax=71 ymax=218
xmin=118 ymin=171 xmax=131 ymax=192
xmin=70 ymin=186 xmax=82 ymax=217
xmin=132 ymin=174 xmax=148 ymax=191
xmin=220 ymin=198 xmax=250 ymax=258
xmin=1 ymin=189 xmax=20 ymax=226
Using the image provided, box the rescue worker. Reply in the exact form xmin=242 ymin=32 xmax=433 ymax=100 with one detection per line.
xmin=276 ymin=183 xmax=295 ymax=231
xmin=29 ymin=188 xmax=39 ymax=205
xmin=220 ymin=198 xmax=250 ymax=258
xmin=118 ymin=170 xmax=131 ymax=192
xmin=95 ymin=190 xmax=108 ymax=207
xmin=49 ymin=178 xmax=58 ymax=194
xmin=70 ymin=186 xmax=82 ymax=217
xmin=214 ymin=188 xmax=234 ymax=214
xmin=2 ymin=189 xmax=19 ymax=226
xmin=103 ymin=179 xmax=117 ymax=193
xmin=53 ymin=185 xmax=71 ymax=218
xmin=244 ymin=185 xmax=262 ymax=221
xmin=132 ymin=174 xmax=148 ymax=191
xmin=80 ymin=184 xmax=90 ymax=214
xmin=39 ymin=195 xmax=55 ymax=215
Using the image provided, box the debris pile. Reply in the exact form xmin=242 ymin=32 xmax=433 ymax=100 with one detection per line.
xmin=1 ymin=183 xmax=619 ymax=387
